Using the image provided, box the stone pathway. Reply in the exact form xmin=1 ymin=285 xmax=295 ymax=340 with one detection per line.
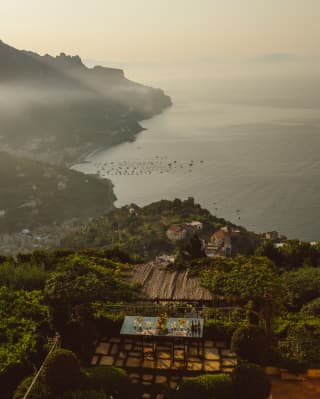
xmin=91 ymin=336 xmax=237 ymax=398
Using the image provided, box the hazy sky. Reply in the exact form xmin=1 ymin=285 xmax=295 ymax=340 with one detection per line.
xmin=1 ymin=0 xmax=320 ymax=81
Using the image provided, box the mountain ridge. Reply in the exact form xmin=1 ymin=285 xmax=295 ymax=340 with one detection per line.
xmin=0 ymin=40 xmax=172 ymax=165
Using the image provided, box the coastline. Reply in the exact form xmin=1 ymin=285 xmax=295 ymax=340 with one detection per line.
xmin=1 ymin=121 xmax=147 ymax=169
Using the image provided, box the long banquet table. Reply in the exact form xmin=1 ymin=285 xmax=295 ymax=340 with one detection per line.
xmin=120 ymin=316 xmax=204 ymax=362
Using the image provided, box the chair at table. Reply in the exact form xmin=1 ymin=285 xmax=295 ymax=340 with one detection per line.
xmin=142 ymin=336 xmax=156 ymax=358
xmin=172 ymin=338 xmax=187 ymax=363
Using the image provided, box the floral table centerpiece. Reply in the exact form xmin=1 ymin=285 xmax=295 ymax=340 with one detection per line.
xmin=156 ymin=313 xmax=168 ymax=335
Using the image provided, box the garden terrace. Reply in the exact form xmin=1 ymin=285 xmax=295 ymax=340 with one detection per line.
xmin=91 ymin=335 xmax=237 ymax=399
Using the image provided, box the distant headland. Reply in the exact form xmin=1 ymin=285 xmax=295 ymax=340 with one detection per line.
xmin=0 ymin=40 xmax=172 ymax=165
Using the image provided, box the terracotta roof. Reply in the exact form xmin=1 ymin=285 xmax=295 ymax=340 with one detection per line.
xmin=212 ymin=229 xmax=227 ymax=240
xmin=167 ymin=225 xmax=184 ymax=233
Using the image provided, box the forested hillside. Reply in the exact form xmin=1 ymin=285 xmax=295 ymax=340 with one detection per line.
xmin=0 ymin=152 xmax=115 ymax=233
xmin=62 ymin=198 xmax=258 ymax=259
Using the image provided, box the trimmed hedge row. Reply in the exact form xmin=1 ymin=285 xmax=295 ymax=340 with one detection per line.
xmin=175 ymin=364 xmax=271 ymax=399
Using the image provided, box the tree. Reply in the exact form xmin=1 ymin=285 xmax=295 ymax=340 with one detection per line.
xmin=0 ymin=287 xmax=49 ymax=399
xmin=204 ymin=257 xmax=286 ymax=337
xmin=14 ymin=375 xmax=49 ymax=399
xmin=42 ymin=349 xmax=81 ymax=394
xmin=279 ymin=318 xmax=320 ymax=369
xmin=177 ymin=234 xmax=206 ymax=262
xmin=255 ymin=241 xmax=282 ymax=267
xmin=186 ymin=234 xmax=206 ymax=259
xmin=279 ymin=240 xmax=320 ymax=270
xmin=301 ymin=297 xmax=320 ymax=317
xmin=282 ymin=267 xmax=320 ymax=310
xmin=45 ymin=254 xmax=142 ymax=324
xmin=44 ymin=255 xmax=142 ymax=360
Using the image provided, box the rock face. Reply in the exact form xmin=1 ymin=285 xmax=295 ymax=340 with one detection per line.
xmin=0 ymin=40 xmax=172 ymax=163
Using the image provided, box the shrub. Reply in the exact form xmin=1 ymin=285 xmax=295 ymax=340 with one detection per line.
xmin=85 ymin=366 xmax=132 ymax=399
xmin=14 ymin=375 xmax=50 ymax=399
xmin=278 ymin=320 xmax=320 ymax=370
xmin=232 ymin=363 xmax=271 ymax=399
xmin=56 ymin=390 xmax=110 ymax=399
xmin=301 ymin=297 xmax=320 ymax=317
xmin=42 ymin=349 xmax=81 ymax=394
xmin=175 ymin=373 xmax=234 ymax=399
xmin=231 ymin=325 xmax=269 ymax=365
xmin=204 ymin=320 xmax=240 ymax=343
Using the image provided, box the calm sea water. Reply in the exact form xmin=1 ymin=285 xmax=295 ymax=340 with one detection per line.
xmin=73 ymin=79 xmax=320 ymax=240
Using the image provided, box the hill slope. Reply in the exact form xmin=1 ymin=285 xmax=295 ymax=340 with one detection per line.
xmin=62 ymin=198 xmax=258 ymax=259
xmin=0 ymin=40 xmax=172 ymax=164
xmin=0 ymin=152 xmax=115 ymax=233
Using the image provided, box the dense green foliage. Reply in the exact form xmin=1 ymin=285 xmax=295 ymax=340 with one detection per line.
xmin=44 ymin=254 xmax=142 ymax=361
xmin=175 ymin=374 xmax=234 ymax=399
xmin=14 ymin=375 xmax=50 ymax=399
xmin=0 ymin=152 xmax=115 ymax=233
xmin=14 ymin=351 xmax=132 ymax=399
xmin=0 ymin=260 xmax=48 ymax=290
xmin=1 ymin=204 xmax=320 ymax=398
xmin=278 ymin=315 xmax=320 ymax=370
xmin=85 ymin=366 xmax=133 ymax=398
xmin=42 ymin=349 xmax=82 ymax=394
xmin=0 ymin=249 xmax=141 ymax=398
xmin=256 ymin=240 xmax=320 ymax=270
xmin=301 ymin=297 xmax=320 ymax=317
xmin=201 ymin=256 xmax=286 ymax=336
xmin=175 ymin=367 xmax=271 ymax=399
xmin=0 ymin=287 xmax=49 ymax=397
xmin=281 ymin=267 xmax=320 ymax=310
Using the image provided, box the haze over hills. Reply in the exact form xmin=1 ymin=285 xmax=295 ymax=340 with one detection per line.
xmin=0 ymin=40 xmax=172 ymax=164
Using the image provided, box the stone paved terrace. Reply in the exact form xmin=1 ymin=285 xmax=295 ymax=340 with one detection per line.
xmin=91 ymin=337 xmax=320 ymax=399
xmin=91 ymin=336 xmax=237 ymax=399
xmin=92 ymin=336 xmax=237 ymax=373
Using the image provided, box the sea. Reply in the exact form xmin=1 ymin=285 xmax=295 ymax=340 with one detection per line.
xmin=73 ymin=75 xmax=320 ymax=241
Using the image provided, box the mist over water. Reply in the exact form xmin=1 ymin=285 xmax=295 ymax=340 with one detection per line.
xmin=74 ymin=67 xmax=320 ymax=240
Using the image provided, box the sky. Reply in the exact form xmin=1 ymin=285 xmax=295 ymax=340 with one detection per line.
xmin=1 ymin=0 xmax=320 ymax=82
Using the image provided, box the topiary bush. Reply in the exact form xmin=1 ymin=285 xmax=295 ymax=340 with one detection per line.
xmin=13 ymin=375 xmax=50 ymax=399
xmin=56 ymin=389 xmax=110 ymax=399
xmin=232 ymin=363 xmax=271 ymax=399
xmin=85 ymin=366 xmax=133 ymax=399
xmin=231 ymin=325 xmax=269 ymax=365
xmin=175 ymin=373 xmax=234 ymax=399
xmin=42 ymin=349 xmax=82 ymax=394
